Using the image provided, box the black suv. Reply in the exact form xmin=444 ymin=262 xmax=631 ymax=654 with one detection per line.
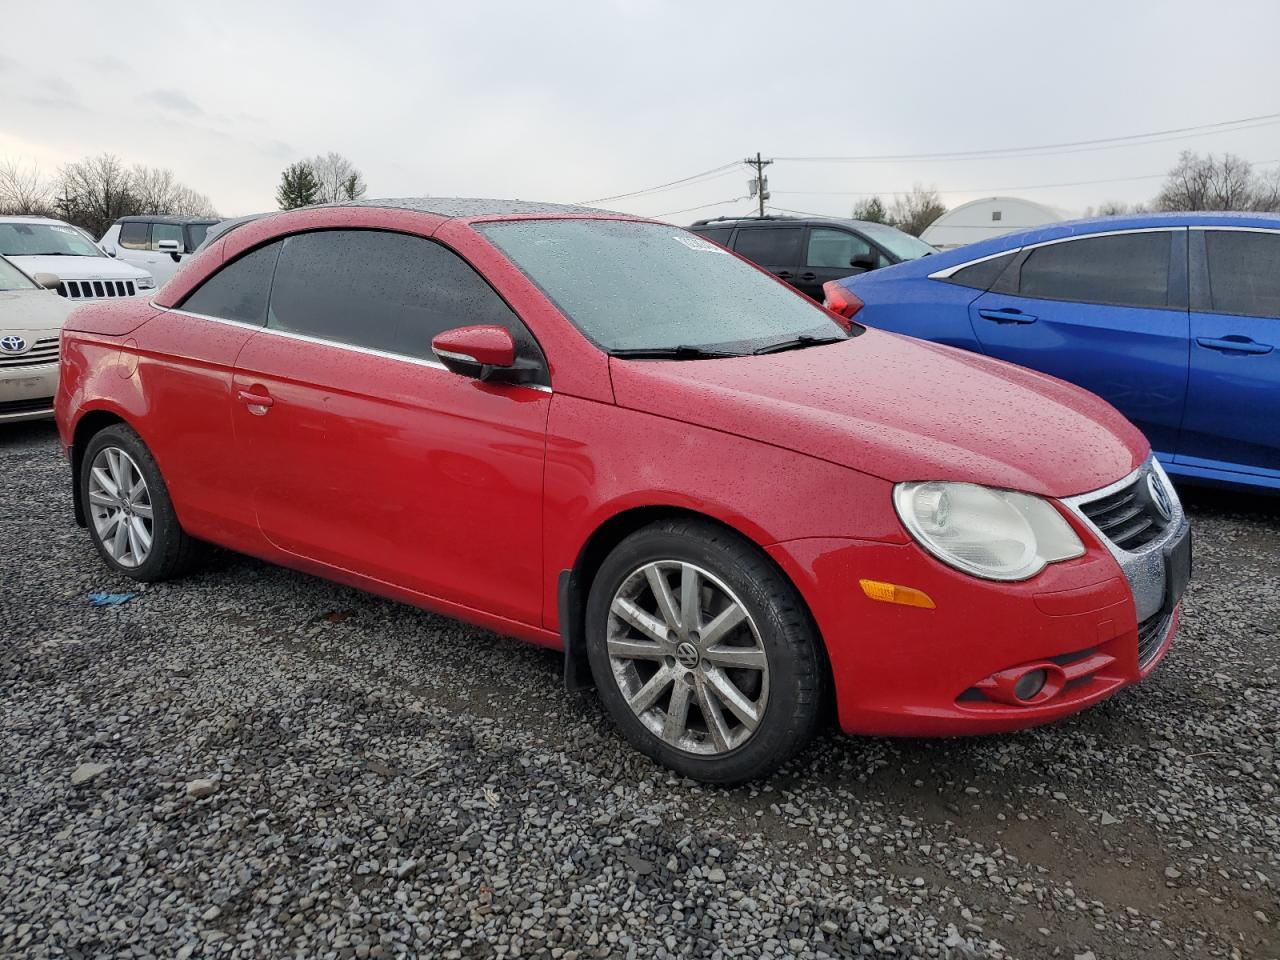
xmin=689 ymin=215 xmax=936 ymax=300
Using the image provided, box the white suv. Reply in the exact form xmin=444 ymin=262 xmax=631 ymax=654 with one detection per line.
xmin=0 ymin=216 xmax=155 ymax=301
xmin=100 ymin=215 xmax=220 ymax=288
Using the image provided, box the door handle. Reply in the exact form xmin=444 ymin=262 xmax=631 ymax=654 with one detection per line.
xmin=978 ymin=308 xmax=1037 ymax=324
xmin=1195 ymin=336 xmax=1273 ymax=355
xmin=776 ymin=271 xmax=793 ymax=280
xmin=799 ymin=272 xmax=817 ymax=281
xmin=237 ymin=389 xmax=274 ymax=410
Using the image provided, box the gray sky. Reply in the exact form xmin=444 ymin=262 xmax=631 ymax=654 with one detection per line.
xmin=3 ymin=0 xmax=1279 ymax=222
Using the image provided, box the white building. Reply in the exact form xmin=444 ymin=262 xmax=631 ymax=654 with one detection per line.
xmin=921 ymin=196 xmax=1073 ymax=250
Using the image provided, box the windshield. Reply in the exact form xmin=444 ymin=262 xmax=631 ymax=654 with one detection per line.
xmin=858 ymin=222 xmax=936 ymax=261
xmin=0 ymin=256 xmax=36 ymax=291
xmin=480 ymin=219 xmax=852 ymax=354
xmin=0 ymin=222 xmax=104 ymax=258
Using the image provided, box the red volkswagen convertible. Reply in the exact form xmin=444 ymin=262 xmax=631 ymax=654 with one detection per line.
xmin=55 ymin=199 xmax=1190 ymax=783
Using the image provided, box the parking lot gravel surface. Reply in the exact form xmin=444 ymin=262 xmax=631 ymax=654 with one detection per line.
xmin=2 ymin=421 xmax=1277 ymax=959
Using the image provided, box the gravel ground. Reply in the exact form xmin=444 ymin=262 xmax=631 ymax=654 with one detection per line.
xmin=2 ymin=420 xmax=1277 ymax=960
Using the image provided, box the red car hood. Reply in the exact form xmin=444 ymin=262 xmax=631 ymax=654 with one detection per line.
xmin=607 ymin=328 xmax=1147 ymax=499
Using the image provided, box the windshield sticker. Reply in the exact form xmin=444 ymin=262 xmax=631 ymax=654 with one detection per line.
xmin=50 ymin=226 xmax=80 ymax=235
xmin=671 ymin=234 xmax=730 ymax=254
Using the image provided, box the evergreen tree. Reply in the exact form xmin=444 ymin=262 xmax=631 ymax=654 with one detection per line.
xmin=276 ymin=162 xmax=319 ymax=210
xmin=852 ymin=196 xmax=888 ymax=223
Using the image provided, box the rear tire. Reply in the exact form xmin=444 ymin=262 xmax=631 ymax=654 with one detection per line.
xmin=585 ymin=518 xmax=824 ymax=784
xmin=81 ymin=423 xmax=201 ymax=582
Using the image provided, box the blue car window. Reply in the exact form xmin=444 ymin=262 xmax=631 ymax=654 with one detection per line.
xmin=943 ymin=253 xmax=1017 ymax=291
xmin=1205 ymin=230 xmax=1280 ymax=318
xmin=1018 ymin=232 xmax=1171 ymax=309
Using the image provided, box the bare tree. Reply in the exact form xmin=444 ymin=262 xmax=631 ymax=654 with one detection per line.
xmin=889 ymin=184 xmax=947 ymax=237
xmin=1154 ymin=151 xmax=1274 ymax=212
xmin=44 ymin=153 xmax=219 ymax=236
xmin=0 ymin=158 xmax=52 ymax=215
xmin=56 ymin=153 xmax=137 ymax=237
xmin=309 ymin=152 xmax=367 ymax=204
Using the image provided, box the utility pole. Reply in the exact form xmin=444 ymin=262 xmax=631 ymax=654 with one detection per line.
xmin=745 ymin=152 xmax=772 ymax=217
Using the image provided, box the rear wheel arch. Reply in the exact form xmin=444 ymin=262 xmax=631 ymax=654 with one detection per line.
xmin=70 ymin=409 xmax=129 ymax=526
xmin=559 ymin=505 xmax=834 ymax=708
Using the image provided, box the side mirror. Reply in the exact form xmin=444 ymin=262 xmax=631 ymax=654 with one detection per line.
xmin=31 ymin=272 xmax=62 ymax=291
xmin=103 ymin=245 xmax=118 ymax=258
xmin=432 ymin=325 xmax=519 ymax=382
xmin=850 ymin=253 xmax=878 ymax=271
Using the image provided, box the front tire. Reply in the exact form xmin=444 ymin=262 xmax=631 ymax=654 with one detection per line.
xmin=585 ymin=518 xmax=824 ymax=784
xmin=81 ymin=423 xmax=200 ymax=582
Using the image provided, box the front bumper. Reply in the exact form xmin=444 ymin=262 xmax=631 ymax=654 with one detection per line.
xmin=769 ymin=459 xmax=1189 ymax=737
xmin=0 ymin=362 xmax=58 ymax=422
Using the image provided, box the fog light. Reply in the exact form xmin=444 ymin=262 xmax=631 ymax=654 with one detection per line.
xmin=1014 ymin=669 xmax=1047 ymax=702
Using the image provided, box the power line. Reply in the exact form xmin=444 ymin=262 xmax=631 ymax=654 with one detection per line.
xmin=653 ymin=196 xmax=752 ymax=219
xmin=775 ymin=112 xmax=1280 ymax=163
xmin=579 ymin=161 xmax=741 ymax=204
xmin=771 ymin=159 xmax=1280 ymax=198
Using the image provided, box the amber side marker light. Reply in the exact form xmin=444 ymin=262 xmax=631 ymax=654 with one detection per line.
xmin=859 ymin=579 xmax=936 ymax=609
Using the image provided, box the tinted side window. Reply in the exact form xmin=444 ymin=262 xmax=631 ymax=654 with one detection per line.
xmin=696 ymin=227 xmax=734 ymax=248
xmin=152 ymin=222 xmax=185 ymax=252
xmin=179 ymin=241 xmax=282 ymax=325
xmin=806 ymin=228 xmax=874 ymax=268
xmin=732 ymin=227 xmax=803 ymax=266
xmin=1018 ymin=232 xmax=1171 ymax=308
xmin=268 ymin=229 xmax=535 ymax=364
xmin=944 ymin=252 xmax=1017 ymax=291
xmin=119 ymin=222 xmax=149 ymax=250
xmin=1205 ymin=230 xmax=1280 ymax=318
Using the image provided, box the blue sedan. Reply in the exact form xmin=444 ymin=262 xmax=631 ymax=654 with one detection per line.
xmin=824 ymin=212 xmax=1280 ymax=493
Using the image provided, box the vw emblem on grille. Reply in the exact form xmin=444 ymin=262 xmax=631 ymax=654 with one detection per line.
xmin=1147 ymin=471 xmax=1173 ymax=522
xmin=0 ymin=335 xmax=26 ymax=354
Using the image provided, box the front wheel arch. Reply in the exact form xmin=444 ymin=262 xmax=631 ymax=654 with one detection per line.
xmin=559 ymin=506 xmax=834 ymax=711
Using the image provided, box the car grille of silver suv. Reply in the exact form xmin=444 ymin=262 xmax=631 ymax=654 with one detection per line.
xmin=0 ymin=337 xmax=58 ymax=368
xmin=57 ymin=279 xmax=137 ymax=300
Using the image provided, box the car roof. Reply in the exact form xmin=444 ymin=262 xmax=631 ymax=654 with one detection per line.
xmin=0 ymin=215 xmax=68 ymax=225
xmin=691 ymin=214 xmax=891 ymax=231
xmin=115 ymin=215 xmax=221 ymax=225
xmin=321 ymin=197 xmax=618 ymax=219
xmin=843 ymin=210 xmax=1280 ymax=285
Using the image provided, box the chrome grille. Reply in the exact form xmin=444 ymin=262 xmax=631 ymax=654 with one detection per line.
xmin=57 ymin=279 xmax=137 ymax=300
xmin=1076 ymin=473 xmax=1169 ymax=552
xmin=1137 ymin=611 xmax=1171 ymax=666
xmin=0 ymin=337 xmax=58 ymax=368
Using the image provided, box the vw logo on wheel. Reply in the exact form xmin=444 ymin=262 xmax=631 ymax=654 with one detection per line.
xmin=675 ymin=641 xmax=701 ymax=670
xmin=0 ymin=335 xmax=26 ymax=354
xmin=1147 ymin=471 xmax=1174 ymax=522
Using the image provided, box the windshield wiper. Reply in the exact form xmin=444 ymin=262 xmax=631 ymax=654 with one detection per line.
xmin=753 ymin=334 xmax=846 ymax=355
xmin=609 ymin=345 xmax=744 ymax=360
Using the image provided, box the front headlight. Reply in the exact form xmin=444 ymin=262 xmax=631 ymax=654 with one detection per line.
xmin=135 ymin=276 xmax=156 ymax=290
xmin=893 ymin=481 xmax=1084 ymax=581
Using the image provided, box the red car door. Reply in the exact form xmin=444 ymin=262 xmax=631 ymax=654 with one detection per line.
xmin=230 ymin=229 xmax=551 ymax=625
xmin=140 ymin=241 xmax=283 ymax=545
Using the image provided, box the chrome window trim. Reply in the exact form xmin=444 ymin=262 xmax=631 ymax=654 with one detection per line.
xmin=928 ymin=226 xmax=1180 ymax=280
xmin=927 ymin=249 xmax=1020 ymax=280
xmin=1189 ymin=224 xmax=1280 ymax=234
xmin=160 ymin=307 xmax=553 ymax=393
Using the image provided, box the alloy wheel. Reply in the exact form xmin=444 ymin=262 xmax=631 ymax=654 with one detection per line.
xmin=606 ymin=560 xmax=769 ymax=755
xmin=88 ymin=446 xmax=154 ymax=568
